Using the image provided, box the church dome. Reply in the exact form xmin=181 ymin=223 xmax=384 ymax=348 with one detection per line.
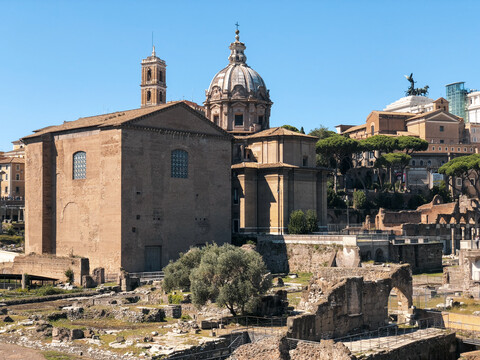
xmin=204 ymin=28 xmax=272 ymax=135
xmin=206 ymin=30 xmax=270 ymax=101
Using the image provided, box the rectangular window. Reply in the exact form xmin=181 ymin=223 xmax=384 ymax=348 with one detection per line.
xmin=234 ymin=114 xmax=243 ymax=126
xmin=258 ymin=115 xmax=264 ymax=124
xmin=233 ymin=188 xmax=239 ymax=205
xmin=16 ymin=165 xmax=20 ymax=171
xmin=233 ymin=219 xmax=239 ymax=233
xmin=213 ymin=115 xmax=219 ymax=126
xmin=171 ymin=149 xmax=188 ymax=178
xmin=440 ymin=126 xmax=444 ymax=132
xmin=15 ymin=174 xmax=20 ymax=180
xmin=303 ymin=156 xmax=308 ymax=166
xmin=456 ymin=178 xmax=462 ymax=187
xmin=4 ymin=186 xmax=7 ymax=193
xmin=15 ymin=187 xmax=19 ymax=193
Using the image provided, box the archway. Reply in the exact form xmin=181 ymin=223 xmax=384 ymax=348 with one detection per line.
xmin=388 ymin=286 xmax=410 ymax=324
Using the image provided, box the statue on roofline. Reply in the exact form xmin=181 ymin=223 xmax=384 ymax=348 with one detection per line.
xmin=404 ymin=73 xmax=429 ymax=97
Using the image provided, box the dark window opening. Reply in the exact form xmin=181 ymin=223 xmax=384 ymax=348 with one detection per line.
xmin=159 ymin=92 xmax=163 ymax=102
xmin=235 ymin=114 xmax=243 ymax=126
xmin=258 ymin=115 xmax=264 ymax=124
xmin=440 ymin=126 xmax=444 ymax=132
xmin=214 ymin=115 xmax=219 ymax=126
xmin=440 ymin=139 xmax=444 ymax=144
xmin=233 ymin=219 xmax=239 ymax=233
xmin=303 ymin=156 xmax=308 ymax=167
xmin=15 ymin=187 xmax=19 ymax=193
xmin=233 ymin=188 xmax=239 ymax=205
xmin=147 ymin=90 xmax=151 ymax=101
xmin=147 ymin=68 xmax=152 ymax=81
xmin=159 ymin=70 xmax=163 ymax=82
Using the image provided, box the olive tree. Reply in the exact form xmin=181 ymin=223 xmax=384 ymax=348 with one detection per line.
xmin=190 ymin=244 xmax=271 ymax=317
xmin=163 ymin=247 xmax=204 ymax=292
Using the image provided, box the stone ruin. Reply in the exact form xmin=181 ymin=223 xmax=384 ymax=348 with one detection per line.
xmin=444 ymin=249 xmax=480 ymax=298
xmin=287 ymin=264 xmax=413 ymax=341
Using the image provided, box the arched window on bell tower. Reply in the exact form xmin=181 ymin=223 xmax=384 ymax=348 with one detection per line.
xmin=147 ymin=90 xmax=151 ymax=102
xmin=147 ymin=68 xmax=152 ymax=81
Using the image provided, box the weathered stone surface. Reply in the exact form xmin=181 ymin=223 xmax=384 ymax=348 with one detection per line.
xmin=290 ymin=340 xmax=354 ymax=360
xmin=52 ymin=327 xmax=70 ymax=341
xmin=69 ymin=328 xmax=84 ymax=340
xmin=229 ymin=336 xmax=289 ymax=360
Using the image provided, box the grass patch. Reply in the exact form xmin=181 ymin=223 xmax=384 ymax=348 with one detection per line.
xmin=0 ymin=235 xmax=24 ymax=244
xmin=287 ymin=292 xmax=302 ymax=307
xmin=283 ymin=272 xmax=312 ymax=286
xmin=42 ymin=351 xmax=83 ymax=360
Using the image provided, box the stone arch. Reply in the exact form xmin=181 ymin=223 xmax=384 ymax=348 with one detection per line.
xmin=388 ymin=265 xmax=413 ymax=323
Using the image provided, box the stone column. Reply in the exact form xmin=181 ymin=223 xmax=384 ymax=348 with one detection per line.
xmin=451 ymin=227 xmax=456 ymax=255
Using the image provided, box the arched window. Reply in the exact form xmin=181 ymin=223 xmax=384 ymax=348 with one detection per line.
xmin=73 ymin=151 xmax=86 ymax=179
xmin=159 ymin=70 xmax=163 ymax=82
xmin=159 ymin=92 xmax=163 ymax=102
xmin=147 ymin=68 xmax=152 ymax=81
xmin=371 ymin=123 xmax=375 ymax=136
xmin=171 ymin=150 xmax=188 ymax=178
xmin=147 ymin=90 xmax=151 ymax=102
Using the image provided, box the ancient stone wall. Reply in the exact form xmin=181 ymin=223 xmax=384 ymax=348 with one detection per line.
xmin=389 ymin=243 xmax=443 ymax=273
xmin=0 ymin=254 xmax=89 ymax=284
xmin=287 ymin=265 xmax=413 ymax=340
xmin=255 ymin=236 xmax=360 ymax=273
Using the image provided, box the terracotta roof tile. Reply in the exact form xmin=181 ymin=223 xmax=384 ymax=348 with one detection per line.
xmin=236 ymin=127 xmax=317 ymax=140
xmin=23 ymin=101 xmax=183 ymax=140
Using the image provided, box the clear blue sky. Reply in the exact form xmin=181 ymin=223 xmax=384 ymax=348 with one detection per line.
xmin=1 ymin=0 xmax=480 ymax=150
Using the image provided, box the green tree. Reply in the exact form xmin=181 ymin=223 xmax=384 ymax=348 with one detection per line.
xmin=190 ymin=244 xmax=271 ymax=317
xmin=428 ymin=180 xmax=452 ymax=203
xmin=309 ymin=126 xmax=336 ymax=139
xmin=163 ymin=247 xmax=204 ymax=292
xmin=300 ymin=126 xmax=305 ymax=134
xmin=375 ymin=153 xmax=411 ymax=192
xmin=288 ymin=210 xmax=307 ymax=234
xmin=64 ymin=268 xmax=74 ymax=283
xmin=353 ymin=190 xmax=367 ymax=209
xmin=439 ymin=154 xmax=480 ymax=198
xmin=281 ymin=124 xmax=300 ymax=133
xmin=316 ymin=135 xmax=359 ymax=192
xmin=396 ymin=136 xmax=429 ymax=155
xmin=305 ymin=209 xmax=319 ymax=233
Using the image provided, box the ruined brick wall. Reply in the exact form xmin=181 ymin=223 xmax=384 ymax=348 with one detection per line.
xmin=377 ymin=208 xmax=421 ymax=229
xmin=287 ymin=265 xmax=413 ymax=340
xmin=255 ymin=236 xmax=360 ymax=273
xmin=0 ymin=254 xmax=89 ymax=284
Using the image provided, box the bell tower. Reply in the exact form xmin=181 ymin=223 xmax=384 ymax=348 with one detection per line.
xmin=141 ymin=46 xmax=167 ymax=107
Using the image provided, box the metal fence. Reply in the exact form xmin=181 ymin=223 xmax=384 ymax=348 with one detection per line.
xmin=129 ymin=271 xmax=165 ymax=281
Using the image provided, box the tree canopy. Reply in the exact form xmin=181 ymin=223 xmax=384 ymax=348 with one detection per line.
xmin=163 ymin=247 xmax=204 ymax=292
xmin=281 ymin=124 xmax=300 ymax=133
xmin=439 ymin=154 xmax=480 ymax=198
xmin=309 ymin=126 xmax=336 ymax=139
xmin=166 ymin=244 xmax=272 ymax=317
xmin=396 ymin=136 xmax=429 ymax=155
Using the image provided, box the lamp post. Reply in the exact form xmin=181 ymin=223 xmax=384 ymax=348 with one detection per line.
xmin=344 ymin=194 xmax=350 ymax=230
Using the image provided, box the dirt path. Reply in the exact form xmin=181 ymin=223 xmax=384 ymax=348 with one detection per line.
xmin=0 ymin=344 xmax=47 ymax=360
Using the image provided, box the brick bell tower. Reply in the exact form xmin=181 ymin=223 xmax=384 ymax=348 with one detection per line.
xmin=141 ymin=46 xmax=167 ymax=107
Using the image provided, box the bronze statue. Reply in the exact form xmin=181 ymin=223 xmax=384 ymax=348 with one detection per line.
xmin=404 ymin=73 xmax=429 ymax=97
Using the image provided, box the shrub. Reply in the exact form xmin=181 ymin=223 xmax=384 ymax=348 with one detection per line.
xmin=305 ymin=209 xmax=319 ymax=233
xmin=168 ymin=293 xmax=184 ymax=304
xmin=64 ymin=268 xmax=74 ymax=283
xmin=288 ymin=210 xmax=307 ymax=234
xmin=37 ymin=286 xmax=63 ymax=296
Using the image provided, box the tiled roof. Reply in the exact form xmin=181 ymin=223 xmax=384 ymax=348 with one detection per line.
xmin=231 ymin=162 xmax=298 ymax=169
xmin=0 ymin=157 xmax=25 ymax=164
xmin=236 ymin=127 xmax=317 ymax=140
xmin=23 ymin=101 xmax=185 ymax=140
xmin=406 ymin=109 xmax=462 ymax=122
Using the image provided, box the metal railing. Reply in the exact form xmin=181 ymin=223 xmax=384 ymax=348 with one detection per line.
xmin=129 ymin=271 xmax=165 ymax=281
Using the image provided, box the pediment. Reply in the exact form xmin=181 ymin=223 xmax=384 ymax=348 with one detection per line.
xmin=128 ymin=103 xmax=229 ymax=138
